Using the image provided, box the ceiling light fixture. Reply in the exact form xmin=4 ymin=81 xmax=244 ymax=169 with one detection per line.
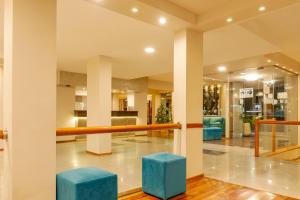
xmin=218 ymin=66 xmax=227 ymax=72
xmin=226 ymin=17 xmax=233 ymax=23
xmin=242 ymin=73 xmax=262 ymax=81
xmin=258 ymin=6 xmax=266 ymax=12
xmin=240 ymin=72 xmax=246 ymax=75
xmin=267 ymin=59 xmax=272 ymax=63
xmin=144 ymin=47 xmax=155 ymax=54
xmin=159 ymin=17 xmax=167 ymax=25
xmin=131 ymin=7 xmax=139 ymax=13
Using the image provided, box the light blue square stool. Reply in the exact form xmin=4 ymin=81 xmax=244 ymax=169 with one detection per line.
xmin=56 ymin=167 xmax=117 ymax=200
xmin=142 ymin=152 xmax=186 ymax=199
xmin=203 ymin=127 xmax=222 ymax=140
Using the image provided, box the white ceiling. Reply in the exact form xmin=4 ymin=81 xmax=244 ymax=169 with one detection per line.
xmin=168 ymin=0 xmax=260 ymax=15
xmin=57 ymin=0 xmax=174 ymax=79
xmin=241 ymin=3 xmax=300 ymax=63
xmin=1 ymin=0 xmax=300 ymax=81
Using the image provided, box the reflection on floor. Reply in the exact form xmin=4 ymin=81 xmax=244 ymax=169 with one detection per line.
xmin=120 ymin=176 xmax=296 ymax=200
xmin=1 ymin=135 xmax=300 ymax=199
xmin=56 ymin=136 xmax=173 ymax=193
xmin=205 ymin=136 xmax=254 ymax=148
xmin=203 ymin=143 xmax=300 ymax=199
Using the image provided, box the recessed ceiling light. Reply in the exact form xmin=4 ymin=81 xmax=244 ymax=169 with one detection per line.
xmin=131 ymin=7 xmax=139 ymax=13
xmin=240 ymin=72 xmax=246 ymax=75
xmin=144 ymin=47 xmax=155 ymax=54
xmin=267 ymin=59 xmax=272 ymax=63
xmin=226 ymin=17 xmax=233 ymax=23
xmin=282 ymin=66 xmax=286 ymax=69
xmin=159 ymin=17 xmax=167 ymax=25
xmin=258 ymin=6 xmax=266 ymax=12
xmin=218 ymin=66 xmax=227 ymax=72
xmin=92 ymin=0 xmax=103 ymax=3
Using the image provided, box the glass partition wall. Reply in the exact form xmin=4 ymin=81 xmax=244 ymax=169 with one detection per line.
xmin=205 ymin=65 xmax=298 ymax=148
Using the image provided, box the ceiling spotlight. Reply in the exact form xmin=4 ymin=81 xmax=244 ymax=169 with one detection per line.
xmin=258 ymin=6 xmax=266 ymax=12
xmin=144 ymin=47 xmax=155 ymax=54
xmin=131 ymin=7 xmax=139 ymax=13
xmin=226 ymin=17 xmax=233 ymax=23
xmin=267 ymin=59 xmax=272 ymax=63
xmin=159 ymin=17 xmax=167 ymax=25
xmin=218 ymin=66 xmax=227 ymax=72
xmin=240 ymin=72 xmax=246 ymax=75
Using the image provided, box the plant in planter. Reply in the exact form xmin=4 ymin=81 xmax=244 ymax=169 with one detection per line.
xmin=155 ymin=103 xmax=172 ymax=137
xmin=156 ymin=103 xmax=172 ymax=124
xmin=241 ymin=114 xmax=257 ymax=136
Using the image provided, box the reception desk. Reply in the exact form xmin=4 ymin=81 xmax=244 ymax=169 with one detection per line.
xmin=56 ymin=110 xmax=139 ymax=142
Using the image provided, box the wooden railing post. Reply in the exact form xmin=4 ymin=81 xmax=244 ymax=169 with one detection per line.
xmin=255 ymin=119 xmax=260 ymax=157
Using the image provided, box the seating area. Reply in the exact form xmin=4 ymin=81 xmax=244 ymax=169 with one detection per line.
xmin=203 ymin=116 xmax=225 ymax=141
xmin=56 ymin=168 xmax=118 ymax=200
xmin=57 ymin=152 xmax=186 ymax=200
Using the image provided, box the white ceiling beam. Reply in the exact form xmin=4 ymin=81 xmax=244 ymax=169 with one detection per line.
xmin=138 ymin=0 xmax=197 ymax=25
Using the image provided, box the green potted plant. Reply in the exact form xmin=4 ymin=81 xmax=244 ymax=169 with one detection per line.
xmin=155 ymin=103 xmax=172 ymax=137
xmin=241 ymin=114 xmax=255 ymax=136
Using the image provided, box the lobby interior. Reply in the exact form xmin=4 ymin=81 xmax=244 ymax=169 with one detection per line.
xmin=1 ymin=0 xmax=300 ymax=199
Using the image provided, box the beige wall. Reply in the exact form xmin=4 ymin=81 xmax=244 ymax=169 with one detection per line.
xmin=56 ymin=86 xmax=76 ymax=141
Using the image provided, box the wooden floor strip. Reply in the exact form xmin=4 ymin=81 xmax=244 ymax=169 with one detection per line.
xmin=119 ymin=177 xmax=297 ymax=200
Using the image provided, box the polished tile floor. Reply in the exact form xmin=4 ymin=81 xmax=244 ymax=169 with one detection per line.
xmin=1 ymin=136 xmax=300 ymax=199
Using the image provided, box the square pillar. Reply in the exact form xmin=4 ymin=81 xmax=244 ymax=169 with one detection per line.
xmin=3 ymin=0 xmax=57 ymax=199
xmin=134 ymin=91 xmax=148 ymax=135
xmin=173 ymin=29 xmax=203 ymax=178
xmin=86 ymin=56 xmax=112 ymax=154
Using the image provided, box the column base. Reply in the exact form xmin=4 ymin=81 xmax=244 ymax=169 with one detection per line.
xmin=86 ymin=151 xmax=112 ymax=156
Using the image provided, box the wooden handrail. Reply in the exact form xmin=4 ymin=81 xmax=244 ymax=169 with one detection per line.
xmin=57 ymin=123 xmax=182 ymax=137
xmin=0 ymin=122 xmax=204 ymax=139
xmin=255 ymin=120 xmax=300 ymax=157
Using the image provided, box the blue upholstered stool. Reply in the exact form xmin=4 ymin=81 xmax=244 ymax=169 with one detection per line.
xmin=56 ymin=167 xmax=117 ymax=200
xmin=142 ymin=152 xmax=186 ymax=199
xmin=203 ymin=127 xmax=222 ymax=140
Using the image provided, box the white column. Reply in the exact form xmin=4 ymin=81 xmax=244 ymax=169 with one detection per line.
xmin=112 ymin=93 xmax=119 ymax=111
xmin=87 ymin=56 xmax=112 ymax=154
xmin=223 ymin=83 xmax=230 ymax=138
xmin=134 ymin=91 xmax=148 ymax=135
xmin=3 ymin=1 xmax=56 ymax=199
xmin=0 ymin=67 xmax=3 ymax=150
xmin=296 ymin=75 xmax=300 ymax=145
xmin=173 ymin=29 xmax=203 ymax=178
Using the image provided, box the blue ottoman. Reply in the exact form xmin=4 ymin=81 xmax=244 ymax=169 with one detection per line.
xmin=56 ymin=167 xmax=117 ymax=200
xmin=142 ymin=152 xmax=186 ymax=199
xmin=203 ymin=127 xmax=222 ymax=140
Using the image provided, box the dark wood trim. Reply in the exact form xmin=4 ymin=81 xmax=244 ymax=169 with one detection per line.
xmin=56 ymin=139 xmax=76 ymax=144
xmin=74 ymin=110 xmax=139 ymax=117
xmin=186 ymin=123 xmax=203 ymax=129
xmin=0 ymin=130 xmax=3 ymax=140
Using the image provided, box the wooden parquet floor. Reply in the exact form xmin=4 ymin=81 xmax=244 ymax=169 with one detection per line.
xmin=119 ymin=176 xmax=297 ymax=200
